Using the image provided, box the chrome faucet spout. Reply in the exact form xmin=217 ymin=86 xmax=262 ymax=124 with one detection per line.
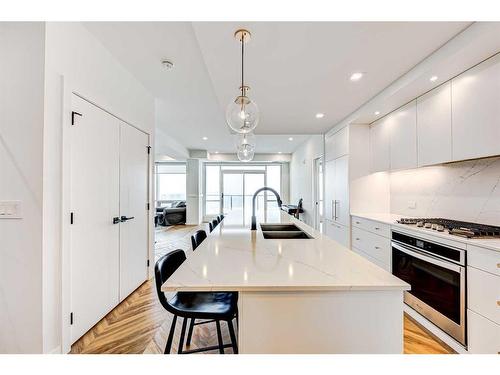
xmin=251 ymin=187 xmax=282 ymax=230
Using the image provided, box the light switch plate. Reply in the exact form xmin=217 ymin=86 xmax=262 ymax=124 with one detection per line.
xmin=0 ymin=200 xmax=22 ymax=219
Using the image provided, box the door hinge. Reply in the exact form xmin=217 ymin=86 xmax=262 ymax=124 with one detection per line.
xmin=70 ymin=212 xmax=74 ymax=224
xmin=147 ymin=259 xmax=150 ymax=267
xmin=70 ymin=312 xmax=74 ymax=325
xmin=71 ymin=111 xmax=82 ymax=125
xmin=147 ymin=146 xmax=151 ymax=154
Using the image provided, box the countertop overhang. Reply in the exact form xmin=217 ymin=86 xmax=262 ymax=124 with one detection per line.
xmin=161 ymin=211 xmax=410 ymax=293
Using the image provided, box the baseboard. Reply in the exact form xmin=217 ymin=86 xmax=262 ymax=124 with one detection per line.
xmin=404 ymin=305 xmax=468 ymax=354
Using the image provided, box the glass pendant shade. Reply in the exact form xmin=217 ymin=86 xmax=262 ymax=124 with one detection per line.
xmin=226 ymin=95 xmax=259 ymax=134
xmin=237 ymin=144 xmax=255 ymax=162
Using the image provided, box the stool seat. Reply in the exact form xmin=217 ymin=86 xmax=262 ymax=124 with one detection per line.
xmin=169 ymin=292 xmax=237 ymax=320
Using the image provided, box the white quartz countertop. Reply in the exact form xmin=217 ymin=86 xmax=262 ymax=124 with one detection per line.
xmin=162 ymin=211 xmax=410 ymax=292
xmin=352 ymin=212 xmax=500 ymax=253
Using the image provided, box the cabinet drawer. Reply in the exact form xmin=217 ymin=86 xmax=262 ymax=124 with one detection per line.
xmin=467 ymin=245 xmax=500 ymax=276
xmin=352 ymin=246 xmax=390 ymax=272
xmin=325 ymin=221 xmax=350 ymax=248
xmin=468 ymin=266 xmax=500 ymax=324
xmin=352 ymin=216 xmax=391 ymax=238
xmin=468 ymin=309 xmax=500 ymax=354
xmin=352 ymin=227 xmax=391 ymax=266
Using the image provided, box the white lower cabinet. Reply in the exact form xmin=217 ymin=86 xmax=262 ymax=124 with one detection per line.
xmin=352 ymin=227 xmax=391 ymax=267
xmin=468 ymin=309 xmax=500 ymax=354
xmin=468 ymin=266 xmax=500 ymax=324
xmin=324 ymin=220 xmax=350 ymax=248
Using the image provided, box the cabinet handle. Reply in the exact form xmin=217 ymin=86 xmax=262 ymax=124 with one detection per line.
xmin=331 ymin=200 xmax=335 ymax=220
xmin=375 ymin=246 xmax=380 ymax=249
xmin=355 ymin=238 xmax=360 ymax=241
xmin=355 ymin=221 xmax=360 ymax=225
xmin=374 ymin=227 xmax=380 ymax=230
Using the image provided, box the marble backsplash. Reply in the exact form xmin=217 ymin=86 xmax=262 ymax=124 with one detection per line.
xmin=390 ymin=156 xmax=500 ymax=226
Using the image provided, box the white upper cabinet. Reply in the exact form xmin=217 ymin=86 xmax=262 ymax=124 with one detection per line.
xmin=324 ymin=159 xmax=335 ymax=221
xmin=417 ymin=82 xmax=452 ymax=167
xmin=325 ymin=126 xmax=349 ymax=162
xmin=390 ymin=101 xmax=417 ymax=171
xmin=452 ymin=53 xmax=500 ymax=161
xmin=369 ymin=116 xmax=391 ymax=173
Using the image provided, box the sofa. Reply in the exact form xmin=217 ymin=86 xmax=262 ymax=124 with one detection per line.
xmin=156 ymin=201 xmax=186 ymax=226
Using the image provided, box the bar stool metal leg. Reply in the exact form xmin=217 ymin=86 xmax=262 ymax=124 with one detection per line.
xmin=215 ymin=320 xmax=224 ymax=354
xmin=164 ymin=314 xmax=177 ymax=354
xmin=178 ymin=317 xmax=188 ymax=354
xmin=227 ymin=319 xmax=238 ymax=354
xmin=186 ymin=318 xmax=195 ymax=346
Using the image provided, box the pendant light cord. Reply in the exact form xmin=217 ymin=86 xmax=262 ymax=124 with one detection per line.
xmin=241 ymin=32 xmax=245 ymax=96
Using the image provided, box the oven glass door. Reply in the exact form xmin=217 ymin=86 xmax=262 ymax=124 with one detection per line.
xmin=392 ymin=243 xmax=462 ymax=324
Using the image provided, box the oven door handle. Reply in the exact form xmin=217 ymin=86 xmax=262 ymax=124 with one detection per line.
xmin=392 ymin=242 xmax=463 ymax=273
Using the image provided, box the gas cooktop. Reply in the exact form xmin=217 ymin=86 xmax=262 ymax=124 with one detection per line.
xmin=396 ymin=217 xmax=500 ymax=238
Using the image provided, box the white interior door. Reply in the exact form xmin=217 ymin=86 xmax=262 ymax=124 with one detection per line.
xmin=119 ymin=123 xmax=149 ymax=300
xmin=70 ymin=95 xmax=120 ymax=343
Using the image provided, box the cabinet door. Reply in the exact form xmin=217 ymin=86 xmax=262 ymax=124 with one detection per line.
xmin=325 ymin=133 xmax=335 ymax=162
xmin=325 ymin=126 xmax=349 ymax=161
xmin=325 ymin=221 xmax=350 ymax=248
xmin=390 ymin=101 xmax=417 ymax=171
xmin=333 ymin=156 xmax=349 ymax=226
xmin=417 ymin=82 xmax=452 ymax=166
xmin=324 ymin=160 xmax=335 ymax=221
xmin=369 ymin=116 xmax=391 ymax=173
xmin=452 ymin=53 xmax=500 ymax=161
xmin=468 ymin=309 xmax=500 ymax=354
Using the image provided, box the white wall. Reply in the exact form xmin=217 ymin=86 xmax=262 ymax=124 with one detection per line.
xmin=0 ymin=22 xmax=45 ymax=353
xmin=186 ymin=158 xmax=203 ymax=225
xmin=390 ymin=156 xmax=500 ymax=226
xmin=289 ymin=135 xmax=324 ymax=226
xmin=43 ymin=22 xmax=155 ymax=354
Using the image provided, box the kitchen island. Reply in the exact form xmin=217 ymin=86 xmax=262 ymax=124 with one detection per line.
xmin=161 ymin=211 xmax=410 ymax=353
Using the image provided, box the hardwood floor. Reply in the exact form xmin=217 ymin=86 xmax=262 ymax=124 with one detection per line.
xmin=70 ymin=224 xmax=454 ymax=355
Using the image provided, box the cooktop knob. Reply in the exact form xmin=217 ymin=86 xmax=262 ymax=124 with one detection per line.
xmin=416 ymin=221 xmax=424 ymax=227
xmin=424 ymin=222 xmax=432 ymax=228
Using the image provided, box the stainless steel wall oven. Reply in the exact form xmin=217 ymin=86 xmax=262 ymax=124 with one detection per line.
xmin=391 ymin=231 xmax=466 ymax=346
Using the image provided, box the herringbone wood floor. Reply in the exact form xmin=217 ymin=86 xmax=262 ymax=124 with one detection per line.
xmin=70 ymin=224 xmax=454 ymax=354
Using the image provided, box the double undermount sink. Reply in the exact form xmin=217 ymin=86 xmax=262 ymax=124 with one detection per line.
xmin=260 ymin=223 xmax=313 ymax=239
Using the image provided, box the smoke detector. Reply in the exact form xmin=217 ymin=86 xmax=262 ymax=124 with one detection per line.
xmin=161 ymin=60 xmax=174 ymax=70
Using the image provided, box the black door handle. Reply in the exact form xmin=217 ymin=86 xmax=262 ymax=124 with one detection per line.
xmin=113 ymin=217 xmax=121 ymax=224
xmin=120 ymin=216 xmax=135 ymax=222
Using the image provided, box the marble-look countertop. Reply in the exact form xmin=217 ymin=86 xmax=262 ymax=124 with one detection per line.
xmin=162 ymin=211 xmax=410 ymax=292
xmin=351 ymin=212 xmax=500 ymax=253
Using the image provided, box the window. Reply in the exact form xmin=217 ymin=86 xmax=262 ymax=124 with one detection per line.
xmin=204 ymin=163 xmax=283 ymax=219
xmin=155 ymin=163 xmax=186 ymax=206
xmin=205 ymin=165 xmax=221 ymax=215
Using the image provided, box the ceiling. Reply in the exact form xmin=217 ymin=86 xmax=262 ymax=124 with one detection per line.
xmin=84 ymin=22 xmax=470 ymax=155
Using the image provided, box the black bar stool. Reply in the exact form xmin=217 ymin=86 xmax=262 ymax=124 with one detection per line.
xmin=154 ymin=250 xmax=238 ymax=354
xmin=191 ymin=229 xmax=207 ymax=251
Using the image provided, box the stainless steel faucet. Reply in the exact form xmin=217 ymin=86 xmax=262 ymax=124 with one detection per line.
xmin=251 ymin=187 xmax=282 ymax=230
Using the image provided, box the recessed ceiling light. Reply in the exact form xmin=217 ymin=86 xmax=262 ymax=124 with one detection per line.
xmin=315 ymin=113 xmax=324 ymax=119
xmin=430 ymin=76 xmax=438 ymax=82
xmin=374 ymin=111 xmax=380 ymax=115
xmin=288 ymin=137 xmax=293 ymax=141
xmin=350 ymin=72 xmax=364 ymax=81
xmin=214 ymin=151 xmax=219 ymax=154
xmin=278 ymin=151 xmax=282 ymax=154
xmin=202 ymin=136 xmax=208 ymax=140
xmin=161 ymin=60 xmax=174 ymax=70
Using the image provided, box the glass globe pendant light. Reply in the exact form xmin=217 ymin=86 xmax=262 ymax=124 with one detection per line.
xmin=236 ymin=133 xmax=256 ymax=162
xmin=226 ymin=29 xmax=260 ymax=134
